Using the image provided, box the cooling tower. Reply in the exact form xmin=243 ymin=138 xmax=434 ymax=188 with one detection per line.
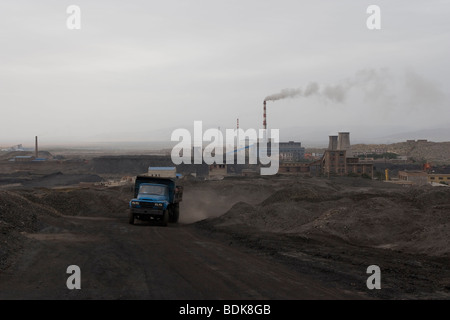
xmin=337 ymin=132 xmax=353 ymax=157
xmin=328 ymin=136 xmax=338 ymax=150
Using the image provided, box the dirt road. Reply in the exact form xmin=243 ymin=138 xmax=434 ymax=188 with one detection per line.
xmin=0 ymin=212 xmax=364 ymax=300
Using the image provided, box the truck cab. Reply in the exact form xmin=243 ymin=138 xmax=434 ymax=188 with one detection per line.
xmin=128 ymin=175 xmax=182 ymax=226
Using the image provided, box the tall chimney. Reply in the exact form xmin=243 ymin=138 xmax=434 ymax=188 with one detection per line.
xmin=328 ymin=136 xmax=338 ymax=150
xmin=337 ymin=132 xmax=352 ymax=157
xmin=263 ymin=101 xmax=267 ymax=130
xmin=35 ymin=136 xmax=38 ymax=158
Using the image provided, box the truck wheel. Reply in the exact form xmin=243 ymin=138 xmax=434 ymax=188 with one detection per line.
xmin=128 ymin=209 xmax=135 ymax=225
xmin=169 ymin=205 xmax=179 ymax=223
xmin=161 ymin=210 xmax=169 ymax=227
xmin=171 ymin=204 xmax=180 ymax=223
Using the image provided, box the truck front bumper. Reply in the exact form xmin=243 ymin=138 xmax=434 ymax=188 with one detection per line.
xmin=130 ymin=208 xmax=164 ymax=220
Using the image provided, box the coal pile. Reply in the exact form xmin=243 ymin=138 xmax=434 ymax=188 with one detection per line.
xmin=200 ymin=181 xmax=450 ymax=257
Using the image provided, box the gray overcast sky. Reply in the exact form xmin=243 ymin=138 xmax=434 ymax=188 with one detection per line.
xmin=1 ymin=0 xmax=449 ymax=146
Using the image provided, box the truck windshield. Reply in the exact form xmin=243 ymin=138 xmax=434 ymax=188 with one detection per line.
xmin=139 ymin=185 xmax=168 ymax=196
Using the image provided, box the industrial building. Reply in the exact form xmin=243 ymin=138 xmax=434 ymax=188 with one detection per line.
xmin=147 ymin=167 xmax=177 ymax=178
xmin=209 ymin=164 xmax=227 ymax=179
xmin=278 ymin=162 xmax=309 ymax=174
xmin=427 ymin=174 xmax=450 ymax=184
xmin=275 ymin=131 xmax=373 ymax=177
xmin=1 ymin=144 xmax=24 ymax=152
xmin=320 ymin=132 xmax=373 ymax=177
xmin=279 ymin=141 xmax=305 ymax=162
xmin=398 ymin=171 xmax=428 ymax=186
xmin=322 ymin=150 xmax=346 ymax=175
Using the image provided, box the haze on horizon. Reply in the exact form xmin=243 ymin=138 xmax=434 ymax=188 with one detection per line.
xmin=1 ymin=0 xmax=449 ymax=147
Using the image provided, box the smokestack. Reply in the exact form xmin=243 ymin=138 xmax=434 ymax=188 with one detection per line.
xmin=337 ymin=132 xmax=353 ymax=157
xmin=237 ymin=118 xmax=239 ymax=130
xmin=35 ymin=136 xmax=38 ymax=158
xmin=263 ymin=101 xmax=267 ymax=130
xmin=328 ymin=136 xmax=338 ymax=150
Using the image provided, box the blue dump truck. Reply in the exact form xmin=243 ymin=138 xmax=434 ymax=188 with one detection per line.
xmin=128 ymin=175 xmax=183 ymax=226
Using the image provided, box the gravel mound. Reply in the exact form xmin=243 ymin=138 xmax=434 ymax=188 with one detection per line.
xmin=203 ymin=183 xmax=450 ymax=257
xmin=406 ymin=186 xmax=450 ymax=208
xmin=0 ymin=190 xmax=60 ymax=269
xmin=261 ymin=184 xmax=339 ymax=205
xmin=23 ymin=187 xmax=130 ymax=217
xmin=0 ymin=186 xmax=131 ymax=270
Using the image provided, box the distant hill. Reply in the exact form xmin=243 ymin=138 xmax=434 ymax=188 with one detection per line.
xmin=379 ymin=128 xmax=450 ymax=143
xmin=305 ymin=140 xmax=450 ymax=164
xmin=352 ymin=141 xmax=450 ymax=164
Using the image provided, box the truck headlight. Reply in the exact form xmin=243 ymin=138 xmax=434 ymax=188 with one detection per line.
xmin=131 ymin=201 xmax=140 ymax=206
xmin=155 ymin=203 xmax=163 ymax=207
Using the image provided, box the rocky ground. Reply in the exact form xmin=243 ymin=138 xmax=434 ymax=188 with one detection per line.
xmin=0 ymin=174 xmax=449 ymax=299
xmin=193 ymin=177 xmax=450 ymax=257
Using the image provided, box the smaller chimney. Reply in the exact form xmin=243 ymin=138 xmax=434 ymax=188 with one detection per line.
xmin=35 ymin=136 xmax=38 ymax=158
xmin=263 ymin=101 xmax=267 ymax=130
